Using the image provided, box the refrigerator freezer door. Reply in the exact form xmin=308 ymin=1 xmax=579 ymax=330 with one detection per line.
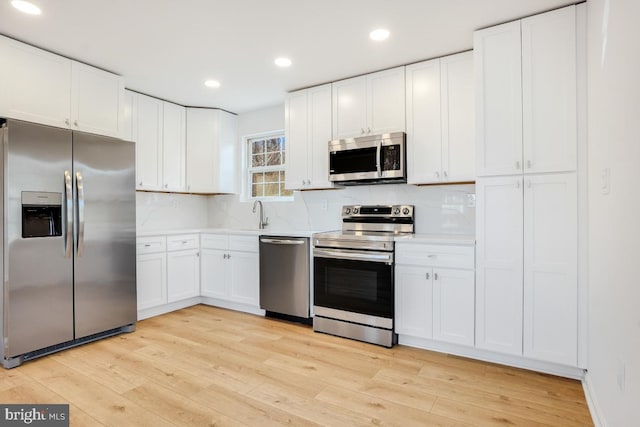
xmin=72 ymin=132 xmax=136 ymax=339
xmin=5 ymin=120 xmax=74 ymax=357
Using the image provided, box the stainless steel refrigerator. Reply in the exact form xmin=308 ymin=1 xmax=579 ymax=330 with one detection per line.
xmin=0 ymin=119 xmax=136 ymax=369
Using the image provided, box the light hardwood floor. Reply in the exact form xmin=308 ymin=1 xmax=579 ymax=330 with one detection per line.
xmin=0 ymin=305 xmax=593 ymax=426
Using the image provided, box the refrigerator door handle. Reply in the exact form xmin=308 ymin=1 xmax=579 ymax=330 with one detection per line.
xmin=76 ymin=171 xmax=85 ymax=257
xmin=63 ymin=170 xmax=73 ymax=258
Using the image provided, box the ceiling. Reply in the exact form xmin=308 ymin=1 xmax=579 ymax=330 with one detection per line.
xmin=0 ymin=0 xmax=579 ymax=114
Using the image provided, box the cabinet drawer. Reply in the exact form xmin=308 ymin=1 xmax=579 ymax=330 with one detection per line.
xmin=167 ymin=234 xmax=199 ymax=251
xmin=137 ymin=236 xmax=167 ymax=254
xmin=201 ymin=233 xmax=227 ymax=250
xmin=228 ymin=234 xmax=259 ymax=253
xmin=396 ymin=243 xmax=475 ymax=269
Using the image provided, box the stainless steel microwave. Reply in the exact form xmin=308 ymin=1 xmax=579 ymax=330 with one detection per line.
xmin=328 ymin=132 xmax=406 ymax=185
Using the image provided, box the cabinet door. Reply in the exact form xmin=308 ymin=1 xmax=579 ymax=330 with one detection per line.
xmin=475 ymin=176 xmax=523 ymax=355
xmin=332 ymin=76 xmax=367 ymax=139
xmin=228 ymin=251 xmax=259 ymax=306
xmin=441 ymin=52 xmax=475 ymax=183
xmin=163 ymin=102 xmax=187 ymax=192
xmin=395 ymin=265 xmax=433 ymax=339
xmin=137 ymin=252 xmax=167 ymax=311
xmin=70 ymin=61 xmax=124 ymax=138
xmin=433 ymin=268 xmax=475 ymax=346
xmin=405 ymin=58 xmax=442 ymax=184
xmin=186 ymin=108 xmax=216 ymax=193
xmin=522 ymin=6 xmax=577 ymax=174
xmin=200 ymin=248 xmax=228 ymax=298
xmin=367 ymin=66 xmax=406 ymax=136
xmin=0 ymin=35 xmax=71 ymax=129
xmin=284 ymin=90 xmax=309 ymax=190
xmin=523 ymin=173 xmax=577 ymax=365
xmin=216 ymin=110 xmax=238 ymax=194
xmin=135 ymin=94 xmax=163 ymax=190
xmin=307 ymin=84 xmax=333 ymax=189
xmin=474 ymin=21 xmax=523 ymax=177
xmin=167 ymin=249 xmax=200 ymax=302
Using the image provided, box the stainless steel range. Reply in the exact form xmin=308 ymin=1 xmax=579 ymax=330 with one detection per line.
xmin=312 ymin=204 xmax=415 ymax=347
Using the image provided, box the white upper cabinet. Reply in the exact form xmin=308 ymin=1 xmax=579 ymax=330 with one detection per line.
xmin=284 ymin=84 xmax=333 ymax=190
xmin=474 ymin=21 xmax=523 ymax=176
xmin=406 ymin=51 xmax=474 ymax=184
xmin=332 ymin=66 xmax=405 ymax=139
xmin=134 ymin=93 xmax=164 ymax=191
xmin=0 ymin=35 xmax=124 ymax=138
xmin=162 ymin=102 xmax=187 ymax=192
xmin=70 ymin=61 xmax=124 ymax=138
xmin=475 ymin=5 xmax=577 ymax=176
xmin=0 ymin=35 xmax=72 ymax=129
xmin=521 ymin=6 xmax=577 ymax=174
xmin=122 ymin=90 xmax=135 ymax=142
xmin=186 ymin=108 xmax=238 ymax=194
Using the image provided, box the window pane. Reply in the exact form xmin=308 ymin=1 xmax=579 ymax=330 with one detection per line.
xmin=252 ymin=154 xmax=265 ymax=167
xmin=252 ymin=172 xmax=264 ymax=183
xmin=252 ymin=140 xmax=264 ymax=155
xmin=264 ymin=183 xmax=280 ymax=197
xmin=265 ymin=152 xmax=282 ymax=166
xmin=252 ymin=183 xmax=264 ymax=197
xmin=263 ymin=171 xmax=279 ymax=183
xmin=266 ymin=138 xmax=280 ymax=152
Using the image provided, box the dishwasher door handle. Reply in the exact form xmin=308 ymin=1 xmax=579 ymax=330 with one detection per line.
xmin=260 ymin=237 xmax=306 ymax=245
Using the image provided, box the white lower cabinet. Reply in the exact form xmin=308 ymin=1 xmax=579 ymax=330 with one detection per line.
xmin=395 ymin=242 xmax=475 ymax=347
xmin=136 ymin=234 xmax=200 ymax=319
xmin=136 ymin=236 xmax=168 ymax=311
xmin=200 ymin=233 xmax=260 ymax=311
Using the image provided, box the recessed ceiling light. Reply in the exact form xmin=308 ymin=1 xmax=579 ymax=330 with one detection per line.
xmin=11 ymin=0 xmax=41 ymax=15
xmin=204 ymin=80 xmax=220 ymax=88
xmin=369 ymin=28 xmax=390 ymax=41
xmin=274 ymin=57 xmax=292 ymax=67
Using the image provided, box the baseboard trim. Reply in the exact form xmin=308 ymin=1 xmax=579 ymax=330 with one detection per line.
xmin=199 ymin=297 xmax=265 ymax=316
xmin=582 ymin=371 xmax=606 ymax=427
xmin=137 ymin=297 xmax=201 ymax=320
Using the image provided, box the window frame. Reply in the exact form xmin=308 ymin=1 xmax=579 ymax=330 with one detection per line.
xmin=245 ymin=130 xmax=293 ymax=202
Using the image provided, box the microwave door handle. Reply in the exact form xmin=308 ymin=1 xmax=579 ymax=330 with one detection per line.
xmin=376 ymin=140 xmax=382 ymax=177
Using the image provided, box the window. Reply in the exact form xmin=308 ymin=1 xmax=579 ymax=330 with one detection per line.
xmin=247 ymin=132 xmax=293 ymax=199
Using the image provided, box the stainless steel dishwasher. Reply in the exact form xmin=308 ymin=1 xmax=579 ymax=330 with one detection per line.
xmin=259 ymin=236 xmax=310 ymax=321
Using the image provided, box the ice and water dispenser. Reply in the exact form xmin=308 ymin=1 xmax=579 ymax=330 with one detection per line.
xmin=21 ymin=191 xmax=63 ymax=238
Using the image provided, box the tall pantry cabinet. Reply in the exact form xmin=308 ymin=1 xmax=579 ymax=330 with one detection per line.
xmin=474 ymin=4 xmax=585 ymax=367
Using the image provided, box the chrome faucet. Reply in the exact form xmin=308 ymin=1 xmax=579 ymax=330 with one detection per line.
xmin=252 ymin=200 xmax=269 ymax=229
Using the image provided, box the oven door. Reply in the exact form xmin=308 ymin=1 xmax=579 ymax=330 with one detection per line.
xmin=313 ymin=247 xmax=394 ymax=320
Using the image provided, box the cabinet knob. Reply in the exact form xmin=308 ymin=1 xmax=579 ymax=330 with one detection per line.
xmin=306 ymin=179 xmax=311 ymax=185
xmin=435 ymin=171 xmax=440 ymax=178
xmin=165 ymin=184 xmax=168 ymax=188
xmin=516 ymin=161 xmax=521 ymax=170
xmin=138 ymin=181 xmax=143 ymax=186
xmin=74 ymin=120 xmax=78 ymax=126
xmin=65 ymin=118 xmax=70 ymax=125
xmin=516 ymin=180 xmax=521 ymax=189
xmin=434 ymin=273 xmax=439 ymax=280
xmin=367 ymin=127 xmax=371 ymax=134
xmin=443 ymin=171 xmax=448 ymax=178
xmin=527 ymin=160 xmax=532 ymax=169
xmin=361 ymin=128 xmax=365 ymax=135
xmin=527 ymin=180 xmax=532 ymax=188
xmin=426 ymin=272 xmax=430 ymax=280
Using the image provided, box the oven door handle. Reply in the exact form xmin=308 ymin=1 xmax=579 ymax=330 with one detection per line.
xmin=314 ymin=248 xmax=393 ymax=264
xmin=260 ymin=237 xmax=306 ymax=245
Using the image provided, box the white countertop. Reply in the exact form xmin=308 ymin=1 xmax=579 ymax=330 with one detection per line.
xmin=137 ymin=228 xmax=318 ymax=238
xmin=138 ymin=228 xmax=475 ymax=244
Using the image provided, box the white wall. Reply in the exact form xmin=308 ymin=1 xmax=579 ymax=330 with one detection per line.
xmin=208 ymin=104 xmax=475 ymax=235
xmin=586 ymin=0 xmax=640 ymax=425
xmin=137 ymin=192 xmax=209 ymax=232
